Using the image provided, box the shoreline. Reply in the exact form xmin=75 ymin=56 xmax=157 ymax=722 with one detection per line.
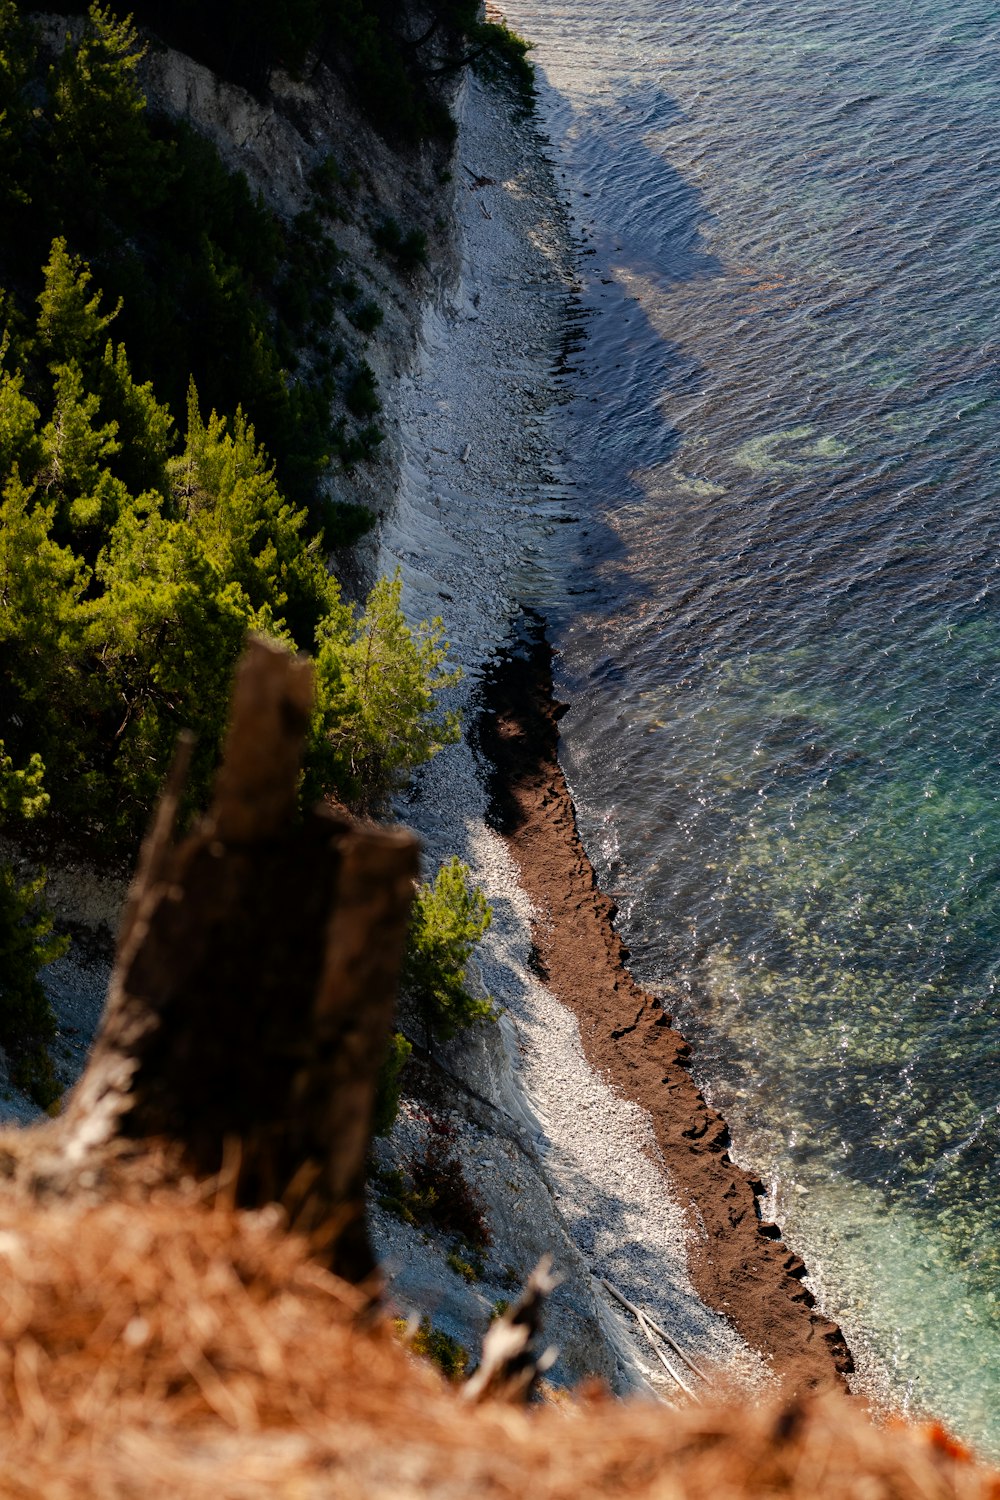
xmin=474 ymin=618 xmax=853 ymax=1392
xmin=374 ymin=67 xmax=851 ymax=1394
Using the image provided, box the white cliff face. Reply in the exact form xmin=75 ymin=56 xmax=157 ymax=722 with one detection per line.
xmin=34 ymin=13 xmax=454 ymax=545
xmin=138 ymin=31 xmax=460 ymax=549
xmin=144 ymin=50 xmax=313 ymax=216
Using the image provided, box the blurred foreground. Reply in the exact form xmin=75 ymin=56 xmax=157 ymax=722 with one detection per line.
xmin=0 ymin=640 xmax=993 ymax=1497
xmin=0 ymin=1185 xmax=994 ymax=1498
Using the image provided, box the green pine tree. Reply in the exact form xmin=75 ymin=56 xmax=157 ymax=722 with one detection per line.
xmin=311 ymin=569 xmax=460 ymax=810
xmin=0 ymin=335 xmax=43 ymax=478
xmin=41 ymin=359 xmax=125 ymax=537
xmin=402 ymin=857 xmax=494 ymax=1047
xmin=98 ymin=340 xmax=175 ymax=498
xmin=36 ymin=236 xmax=121 ymax=372
xmin=48 ymin=4 xmax=167 ymax=228
xmin=0 ymin=0 xmax=34 ymax=213
xmin=0 ymin=470 xmax=90 ymax=721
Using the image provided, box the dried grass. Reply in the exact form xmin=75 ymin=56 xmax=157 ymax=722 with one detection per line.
xmin=0 ymin=1187 xmax=995 ymax=1499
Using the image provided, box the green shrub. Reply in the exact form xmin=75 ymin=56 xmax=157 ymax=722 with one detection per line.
xmin=307 ymin=153 xmax=353 ymax=220
xmin=409 ymin=1121 xmax=490 ymax=1248
xmin=374 ymin=1120 xmax=489 ymax=1249
xmin=469 ymin=19 xmax=534 ymax=94
xmin=310 ymin=570 xmax=461 ymax=812
xmin=320 ymin=497 xmax=376 ymax=548
xmin=446 ymin=1247 xmax=482 ymax=1283
xmin=0 ymin=863 xmax=62 ymax=1105
xmin=349 ymin=298 xmax=383 ymax=335
xmin=395 ymin=1315 xmax=468 ymax=1381
xmin=344 ymin=360 xmax=380 ymax=418
xmin=375 ymin=1166 xmax=426 ymax=1225
xmin=357 ymin=420 xmax=384 ymax=455
xmin=0 ymin=743 xmax=48 ymax=823
xmin=0 ymin=743 xmax=65 ymax=1105
xmin=372 ymin=217 xmax=428 ymax=273
xmin=403 ymin=857 xmax=494 ymax=1045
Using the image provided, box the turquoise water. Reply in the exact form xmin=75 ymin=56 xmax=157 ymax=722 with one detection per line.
xmin=504 ymin=0 xmax=1000 ymax=1452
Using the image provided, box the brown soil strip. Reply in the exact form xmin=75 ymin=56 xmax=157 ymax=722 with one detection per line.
xmin=473 ymin=616 xmax=853 ymax=1393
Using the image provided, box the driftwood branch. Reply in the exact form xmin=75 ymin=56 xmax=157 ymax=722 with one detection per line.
xmin=463 ymin=1255 xmax=561 ymax=1404
xmin=635 ymin=1307 xmax=698 ymax=1401
xmin=599 ymin=1277 xmax=708 ymax=1396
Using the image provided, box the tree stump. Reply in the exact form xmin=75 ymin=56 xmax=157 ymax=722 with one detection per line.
xmin=45 ymin=637 xmax=419 ymax=1283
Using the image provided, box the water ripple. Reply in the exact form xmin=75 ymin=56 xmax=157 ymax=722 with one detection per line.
xmin=507 ymin=0 xmax=1000 ymax=1454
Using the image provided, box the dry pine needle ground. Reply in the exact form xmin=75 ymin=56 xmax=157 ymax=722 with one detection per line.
xmin=0 ymin=1188 xmax=995 ymax=1499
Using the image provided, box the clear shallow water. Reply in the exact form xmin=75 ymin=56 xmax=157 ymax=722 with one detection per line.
xmin=502 ymin=0 xmax=1000 ymax=1452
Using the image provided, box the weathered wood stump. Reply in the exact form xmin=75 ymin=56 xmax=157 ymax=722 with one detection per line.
xmin=50 ymin=637 xmax=419 ymax=1283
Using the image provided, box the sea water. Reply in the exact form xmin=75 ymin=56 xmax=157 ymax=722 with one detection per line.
xmin=501 ymin=0 xmax=1000 ymax=1453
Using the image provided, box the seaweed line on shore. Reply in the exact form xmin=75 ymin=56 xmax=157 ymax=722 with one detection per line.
xmin=473 ymin=614 xmax=854 ymax=1393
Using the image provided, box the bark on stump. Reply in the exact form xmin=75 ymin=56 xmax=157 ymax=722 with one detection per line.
xmin=59 ymin=637 xmax=419 ymax=1283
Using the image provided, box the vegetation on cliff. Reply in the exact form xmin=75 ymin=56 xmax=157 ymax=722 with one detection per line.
xmin=0 ymin=746 xmax=64 ymax=1104
xmin=403 ymin=856 xmax=494 ymax=1046
xmin=29 ymin=0 xmax=534 ymax=132
xmin=0 ymin=235 xmax=458 ymax=848
xmin=0 ymin=2 xmax=385 ymax=531
xmin=373 ymin=855 xmax=496 ymax=1133
xmin=0 ymin=1 xmax=500 ymax=1101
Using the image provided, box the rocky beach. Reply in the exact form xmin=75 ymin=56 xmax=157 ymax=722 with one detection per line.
xmin=371 ymin=65 xmax=850 ymax=1397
